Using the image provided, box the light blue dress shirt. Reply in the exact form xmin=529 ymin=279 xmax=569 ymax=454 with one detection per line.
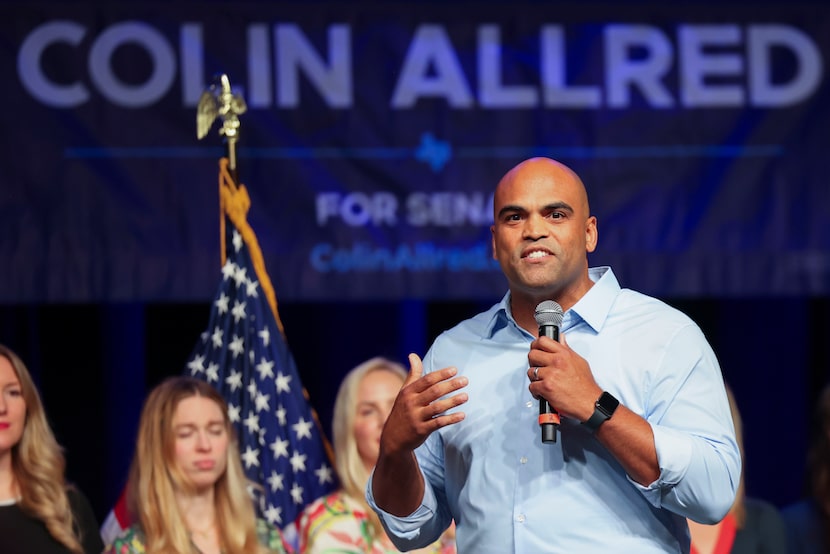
xmin=367 ymin=267 xmax=741 ymax=553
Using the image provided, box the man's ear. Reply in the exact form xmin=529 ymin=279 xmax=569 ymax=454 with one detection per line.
xmin=491 ymin=225 xmax=497 ymax=259
xmin=585 ymin=216 xmax=598 ymax=253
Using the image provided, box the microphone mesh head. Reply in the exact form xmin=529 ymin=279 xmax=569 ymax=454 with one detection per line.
xmin=534 ymin=300 xmax=564 ymax=327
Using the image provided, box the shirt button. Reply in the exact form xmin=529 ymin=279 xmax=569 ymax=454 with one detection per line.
xmin=517 ymin=514 xmax=526 ymax=523
xmin=520 ymin=456 xmax=527 ymax=464
xmin=526 ymin=401 xmax=533 ymax=408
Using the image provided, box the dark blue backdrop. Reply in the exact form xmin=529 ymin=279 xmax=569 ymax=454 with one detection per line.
xmin=4 ymin=1 xmax=829 ymax=301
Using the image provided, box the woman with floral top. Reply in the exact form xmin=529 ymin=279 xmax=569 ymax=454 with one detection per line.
xmin=298 ymin=358 xmax=455 ymax=554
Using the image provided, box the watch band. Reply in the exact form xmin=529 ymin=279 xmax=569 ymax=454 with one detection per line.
xmin=582 ymin=391 xmax=619 ymax=432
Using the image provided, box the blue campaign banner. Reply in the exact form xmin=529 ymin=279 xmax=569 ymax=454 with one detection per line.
xmin=2 ymin=2 xmax=829 ymax=301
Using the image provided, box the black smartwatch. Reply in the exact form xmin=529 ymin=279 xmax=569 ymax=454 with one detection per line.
xmin=582 ymin=391 xmax=620 ymax=432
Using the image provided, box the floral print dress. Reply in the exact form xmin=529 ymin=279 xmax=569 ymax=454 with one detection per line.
xmin=103 ymin=518 xmax=291 ymax=553
xmin=297 ymin=490 xmax=455 ymax=554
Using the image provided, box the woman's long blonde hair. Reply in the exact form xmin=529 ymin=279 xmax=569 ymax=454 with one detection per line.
xmin=331 ymin=357 xmax=407 ymax=544
xmin=0 ymin=344 xmax=83 ymax=553
xmin=127 ymin=376 xmax=267 ymax=553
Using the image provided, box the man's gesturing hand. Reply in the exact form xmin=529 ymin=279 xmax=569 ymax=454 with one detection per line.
xmin=379 ymin=353 xmax=469 ymax=456
xmin=372 ymin=354 xmax=468 ymax=517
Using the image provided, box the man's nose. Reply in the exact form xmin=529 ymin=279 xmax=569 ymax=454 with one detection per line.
xmin=523 ymin=214 xmax=548 ymax=238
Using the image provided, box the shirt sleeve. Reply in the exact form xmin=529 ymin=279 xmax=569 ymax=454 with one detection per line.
xmin=364 ymin=344 xmax=454 ymax=550
xmin=631 ymin=324 xmax=741 ymax=523
xmin=366 ymin=468 xmax=446 ymax=550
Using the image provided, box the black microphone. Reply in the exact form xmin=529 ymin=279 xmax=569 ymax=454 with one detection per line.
xmin=534 ymin=300 xmax=564 ymax=444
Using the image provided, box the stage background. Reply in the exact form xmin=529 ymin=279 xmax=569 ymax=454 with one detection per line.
xmin=1 ymin=0 xmax=828 ymax=525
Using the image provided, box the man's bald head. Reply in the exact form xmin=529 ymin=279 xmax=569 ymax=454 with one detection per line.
xmin=495 ymin=157 xmax=590 ymax=221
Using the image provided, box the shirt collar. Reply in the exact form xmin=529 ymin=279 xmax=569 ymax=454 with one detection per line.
xmin=565 ymin=266 xmax=620 ymax=333
xmin=483 ymin=266 xmax=621 ymax=337
xmin=484 ymin=291 xmax=516 ymax=339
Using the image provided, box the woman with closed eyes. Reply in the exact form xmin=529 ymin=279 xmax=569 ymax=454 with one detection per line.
xmin=104 ymin=376 xmax=291 ymax=554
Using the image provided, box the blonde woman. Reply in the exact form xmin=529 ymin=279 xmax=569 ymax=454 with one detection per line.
xmin=298 ymin=357 xmax=455 ymax=554
xmin=0 ymin=344 xmax=103 ymax=554
xmin=104 ymin=376 xmax=290 ymax=554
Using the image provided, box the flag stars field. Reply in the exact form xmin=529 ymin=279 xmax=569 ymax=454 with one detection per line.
xmin=221 ymin=261 xmax=235 ymax=282
xmin=246 ymin=278 xmax=259 ymax=297
xmin=292 ymin=417 xmax=313 ymax=440
xmin=270 ymin=437 xmax=289 ymax=459
xmin=256 ymin=358 xmax=275 ymax=379
xmin=255 ymin=391 xmax=271 ymax=412
xmin=228 ymin=404 xmax=241 ymax=423
xmin=216 ymin=294 xmax=230 ymax=314
xmin=233 ymin=265 xmax=248 ymax=287
xmin=290 ymin=483 xmax=304 ymax=505
xmin=211 ymin=326 xmax=223 ymax=348
xmin=244 ymin=411 xmax=260 ymax=433
xmin=242 ymin=445 xmax=260 ymax=468
xmin=232 ymin=229 xmax=244 ymax=252
xmin=289 ymin=451 xmax=307 ymax=473
xmin=314 ymin=465 xmax=335 ymax=485
xmin=229 ymin=335 xmax=245 ymax=357
xmin=187 ymin=354 xmax=205 ymax=374
xmin=231 ymin=300 xmax=247 ymax=322
xmin=225 ymin=369 xmax=242 ymax=391
xmin=275 ymin=372 xmax=291 ymax=393
xmin=264 ymin=504 xmax=282 ymax=525
xmin=205 ymin=362 xmax=219 ymax=383
xmin=267 ymin=470 xmax=285 ymax=492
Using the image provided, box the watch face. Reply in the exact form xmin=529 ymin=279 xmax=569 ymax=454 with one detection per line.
xmin=598 ymin=392 xmax=620 ymax=415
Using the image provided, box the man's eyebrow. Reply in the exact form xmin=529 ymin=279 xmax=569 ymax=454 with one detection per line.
xmin=544 ymin=201 xmax=574 ymax=213
xmin=496 ymin=204 xmax=526 ymax=219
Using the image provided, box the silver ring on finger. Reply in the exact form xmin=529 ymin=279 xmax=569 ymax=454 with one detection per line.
xmin=533 ymin=366 xmax=540 ymax=381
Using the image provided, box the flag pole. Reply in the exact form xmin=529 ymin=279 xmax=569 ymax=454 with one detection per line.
xmin=195 ymin=73 xmax=286 ymax=331
xmin=193 ymin=74 xmax=339 ymax=511
xmin=196 ymin=74 xmax=259 ymax=293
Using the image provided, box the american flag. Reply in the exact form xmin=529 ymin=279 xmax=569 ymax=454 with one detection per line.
xmin=186 ymin=159 xmax=337 ymax=536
